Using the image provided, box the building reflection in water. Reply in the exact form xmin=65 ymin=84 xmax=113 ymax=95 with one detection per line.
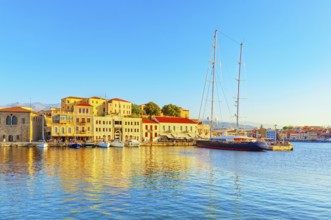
xmin=0 ymin=146 xmax=201 ymax=198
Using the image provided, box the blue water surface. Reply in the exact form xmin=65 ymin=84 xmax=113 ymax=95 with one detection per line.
xmin=0 ymin=143 xmax=330 ymax=219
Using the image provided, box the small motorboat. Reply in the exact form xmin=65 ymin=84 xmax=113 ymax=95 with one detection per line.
xmin=109 ymin=139 xmax=124 ymax=148
xmin=125 ymin=139 xmax=140 ymax=147
xmin=68 ymin=143 xmax=82 ymax=149
xmin=96 ymin=142 xmax=110 ymax=148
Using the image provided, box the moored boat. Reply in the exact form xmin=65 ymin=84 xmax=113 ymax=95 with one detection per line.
xmin=110 ymin=139 xmax=124 ymax=148
xmin=83 ymin=142 xmax=96 ymax=148
xmin=267 ymin=141 xmax=293 ymax=151
xmin=37 ymin=141 xmax=48 ymax=148
xmin=196 ymin=136 xmax=268 ymax=151
xmin=68 ymin=143 xmax=81 ymax=149
xmin=97 ymin=142 xmax=110 ymax=148
xmin=125 ymin=139 xmax=140 ymax=147
xmin=196 ymin=30 xmax=268 ymax=152
xmin=37 ymin=113 xmax=48 ymax=148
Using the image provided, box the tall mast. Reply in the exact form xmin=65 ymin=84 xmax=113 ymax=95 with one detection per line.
xmin=210 ymin=30 xmax=217 ymax=138
xmin=236 ymin=43 xmax=243 ymax=129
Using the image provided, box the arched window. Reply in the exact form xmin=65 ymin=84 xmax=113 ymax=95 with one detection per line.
xmin=6 ymin=116 xmax=11 ymax=125
xmin=12 ymin=116 xmax=18 ymax=125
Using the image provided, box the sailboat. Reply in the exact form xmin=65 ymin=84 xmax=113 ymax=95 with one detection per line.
xmin=196 ymin=30 xmax=268 ymax=151
xmin=37 ymin=112 xmax=48 ymax=148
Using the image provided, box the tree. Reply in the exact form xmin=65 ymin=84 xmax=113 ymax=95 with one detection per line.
xmin=144 ymin=102 xmax=161 ymax=116
xmin=162 ymin=104 xmax=180 ymax=117
xmin=132 ymin=104 xmax=143 ymax=115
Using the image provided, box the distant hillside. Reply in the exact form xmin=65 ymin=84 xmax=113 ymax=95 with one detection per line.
xmin=200 ymin=120 xmax=274 ymax=129
xmin=5 ymin=102 xmax=60 ymax=111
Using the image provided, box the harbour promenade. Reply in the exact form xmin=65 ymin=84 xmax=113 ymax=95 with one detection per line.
xmin=0 ymin=140 xmax=195 ymax=147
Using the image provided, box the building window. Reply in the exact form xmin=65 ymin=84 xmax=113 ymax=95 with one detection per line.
xmin=79 ymin=108 xmax=81 ymax=113
xmin=61 ymin=127 xmax=65 ymax=134
xmin=22 ymin=118 xmax=25 ymax=124
xmin=6 ymin=116 xmax=11 ymax=125
xmin=55 ymin=127 xmax=58 ymax=133
xmin=154 ymin=133 xmax=158 ymax=137
xmin=17 ymin=135 xmax=20 ymax=140
xmin=145 ymin=132 xmax=148 ymax=137
xmin=68 ymin=127 xmax=72 ymax=133
xmin=87 ymin=118 xmax=90 ymax=123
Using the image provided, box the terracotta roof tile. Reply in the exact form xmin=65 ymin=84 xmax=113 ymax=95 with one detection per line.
xmin=142 ymin=119 xmax=158 ymax=124
xmin=0 ymin=106 xmax=32 ymax=113
xmin=154 ymin=117 xmax=196 ymax=124
xmin=108 ymin=98 xmax=130 ymax=103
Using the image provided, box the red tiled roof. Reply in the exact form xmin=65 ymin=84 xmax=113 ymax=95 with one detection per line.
xmin=154 ymin=116 xmax=196 ymax=124
xmin=0 ymin=106 xmax=32 ymax=113
xmin=142 ymin=119 xmax=157 ymax=124
xmin=108 ymin=98 xmax=130 ymax=103
xmin=75 ymin=103 xmax=92 ymax=107
xmin=63 ymin=96 xmax=84 ymax=99
xmin=90 ymin=96 xmax=106 ymax=100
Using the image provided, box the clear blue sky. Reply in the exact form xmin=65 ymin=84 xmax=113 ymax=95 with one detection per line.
xmin=1 ymin=0 xmax=330 ymax=127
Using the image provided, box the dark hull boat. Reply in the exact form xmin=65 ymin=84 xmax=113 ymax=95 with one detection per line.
xmin=68 ymin=143 xmax=81 ymax=149
xmin=196 ymin=139 xmax=268 ymax=151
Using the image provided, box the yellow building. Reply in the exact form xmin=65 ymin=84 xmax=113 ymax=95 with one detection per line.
xmin=93 ymin=115 xmax=113 ymax=142
xmin=61 ymin=96 xmax=84 ymax=112
xmin=50 ymin=103 xmax=93 ymax=142
xmin=93 ymin=115 xmax=141 ymax=142
xmin=107 ymin=98 xmax=132 ymax=116
xmin=0 ymin=106 xmax=41 ymax=142
xmin=179 ymin=107 xmax=190 ymax=118
xmin=196 ymin=122 xmax=211 ymax=139
xmin=154 ymin=116 xmax=197 ymax=140
xmin=122 ymin=117 xmax=141 ymax=141
xmin=87 ymin=96 xmax=107 ymax=116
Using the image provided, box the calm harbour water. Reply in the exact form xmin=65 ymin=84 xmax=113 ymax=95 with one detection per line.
xmin=0 ymin=143 xmax=330 ymax=219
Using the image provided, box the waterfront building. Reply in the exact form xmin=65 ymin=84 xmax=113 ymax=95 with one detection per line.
xmin=62 ymin=96 xmax=107 ymax=116
xmin=45 ymin=107 xmax=72 ymax=142
xmin=196 ymin=121 xmax=210 ymax=139
xmin=50 ymin=103 xmax=94 ymax=142
xmin=141 ymin=118 xmax=159 ymax=142
xmin=0 ymin=106 xmax=41 ymax=142
xmin=107 ymin=98 xmax=132 ymax=116
xmin=154 ymin=116 xmax=197 ymax=140
xmin=266 ymin=129 xmax=277 ymax=140
xmin=61 ymin=96 xmax=85 ymax=112
xmin=93 ymin=115 xmax=113 ymax=142
xmin=123 ymin=117 xmax=141 ymax=141
xmin=87 ymin=96 xmax=107 ymax=116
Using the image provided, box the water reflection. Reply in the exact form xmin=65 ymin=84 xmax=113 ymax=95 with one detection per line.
xmin=1 ymin=144 xmax=330 ymax=219
xmin=0 ymin=146 xmax=198 ymax=194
